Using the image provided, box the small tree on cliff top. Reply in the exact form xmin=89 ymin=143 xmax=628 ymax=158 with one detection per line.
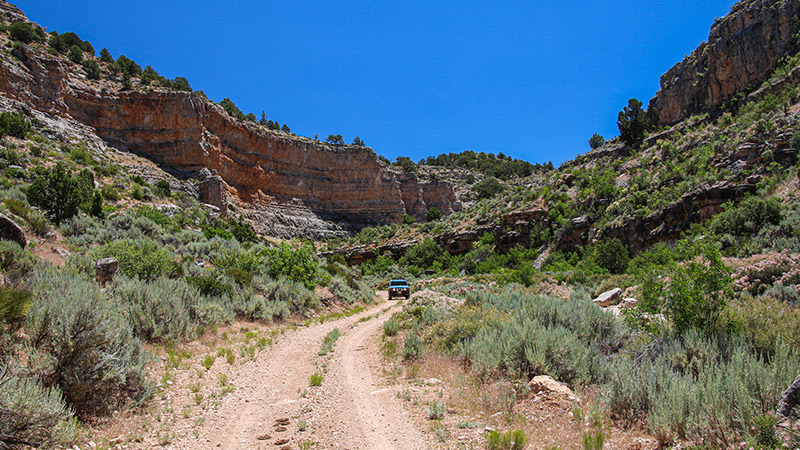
xmin=617 ymin=98 xmax=652 ymax=146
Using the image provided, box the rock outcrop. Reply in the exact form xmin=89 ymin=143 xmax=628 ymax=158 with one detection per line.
xmin=0 ymin=8 xmax=461 ymax=238
xmin=0 ymin=213 xmax=26 ymax=248
xmin=649 ymin=0 xmax=800 ymax=125
xmin=603 ymin=181 xmax=756 ymax=253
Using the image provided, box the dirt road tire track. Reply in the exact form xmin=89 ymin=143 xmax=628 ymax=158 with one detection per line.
xmin=180 ymin=295 xmax=429 ymax=450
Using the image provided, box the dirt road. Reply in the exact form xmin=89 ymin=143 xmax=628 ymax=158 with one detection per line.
xmin=180 ymin=293 xmax=431 ymax=450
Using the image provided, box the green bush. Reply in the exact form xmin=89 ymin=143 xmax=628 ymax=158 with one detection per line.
xmin=617 ymin=98 xmax=651 ymax=146
xmin=99 ymin=47 xmax=113 ymax=63
xmin=116 ymin=55 xmax=142 ymax=76
xmin=259 ymin=276 xmax=318 ymax=313
xmin=318 ymin=328 xmax=341 ymax=356
xmin=8 ymin=22 xmax=35 ymax=43
xmin=426 ymin=207 xmax=442 ymax=222
xmin=0 ymin=240 xmax=37 ymax=286
xmin=402 ymin=332 xmax=424 ymax=361
xmin=473 ymin=177 xmax=506 ymax=199
xmin=709 ymin=196 xmax=782 ymax=237
xmin=0 ymin=111 xmax=31 ymax=139
xmin=226 ymin=284 xmax=289 ymax=322
xmin=590 ymin=238 xmax=630 ymax=274
xmin=26 ymin=270 xmax=152 ymax=418
xmin=110 ymin=276 xmax=204 ymax=342
xmin=383 ymin=318 xmax=399 ymax=337
xmin=456 ymin=288 xmax=627 ymax=384
xmin=260 ymin=242 xmax=319 ymax=289
xmin=93 ymin=239 xmax=177 ymax=280
xmin=0 ymin=372 xmax=77 ymax=450
xmin=82 ymin=59 xmax=101 ymax=80
xmin=588 ymin=133 xmax=605 ymax=150
xmin=635 ymin=240 xmax=731 ymax=336
xmin=68 ymin=45 xmax=83 ymax=63
xmin=219 ymin=98 xmax=246 ymax=120
xmin=485 ymin=429 xmax=528 ymax=450
xmin=26 ymin=163 xmax=95 ymax=225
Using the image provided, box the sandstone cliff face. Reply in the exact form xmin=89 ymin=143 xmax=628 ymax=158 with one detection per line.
xmin=0 ymin=9 xmax=461 ymax=237
xmin=649 ymin=0 xmax=800 ymax=125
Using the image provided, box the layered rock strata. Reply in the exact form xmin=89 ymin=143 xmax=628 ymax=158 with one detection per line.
xmin=0 ymin=8 xmax=461 ymax=237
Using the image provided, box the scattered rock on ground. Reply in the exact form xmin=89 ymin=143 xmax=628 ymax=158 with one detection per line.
xmin=96 ymin=258 xmax=119 ymax=286
xmin=593 ymin=288 xmax=622 ymax=307
xmin=528 ymin=375 xmax=580 ymax=403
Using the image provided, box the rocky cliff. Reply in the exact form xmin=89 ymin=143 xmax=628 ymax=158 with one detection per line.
xmin=649 ymin=0 xmax=800 ymax=125
xmin=0 ymin=3 xmax=461 ymax=238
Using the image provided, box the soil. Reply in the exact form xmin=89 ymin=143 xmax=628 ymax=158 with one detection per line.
xmin=91 ymin=292 xmax=432 ymax=450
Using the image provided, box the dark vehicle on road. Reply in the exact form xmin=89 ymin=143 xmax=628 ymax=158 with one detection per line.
xmin=388 ymin=279 xmax=410 ymax=299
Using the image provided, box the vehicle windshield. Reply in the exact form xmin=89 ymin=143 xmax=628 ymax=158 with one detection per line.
xmin=389 ymin=280 xmax=407 ymax=287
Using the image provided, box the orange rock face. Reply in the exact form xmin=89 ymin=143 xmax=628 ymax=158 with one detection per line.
xmin=649 ymin=0 xmax=800 ymax=125
xmin=0 ymin=12 xmax=461 ymax=237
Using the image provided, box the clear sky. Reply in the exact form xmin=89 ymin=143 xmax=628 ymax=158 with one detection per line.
xmin=15 ymin=0 xmax=734 ymax=165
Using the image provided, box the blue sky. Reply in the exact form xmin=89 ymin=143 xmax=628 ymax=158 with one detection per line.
xmin=16 ymin=0 xmax=734 ymax=165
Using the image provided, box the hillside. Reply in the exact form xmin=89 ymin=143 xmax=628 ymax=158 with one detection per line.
xmin=0 ymin=1 xmax=799 ymax=450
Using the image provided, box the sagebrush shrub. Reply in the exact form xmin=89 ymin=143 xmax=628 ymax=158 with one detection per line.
xmin=110 ymin=276 xmax=202 ymax=342
xmin=0 ymin=371 xmax=77 ymax=449
xmin=0 ymin=240 xmax=37 ymax=286
xmin=26 ymin=270 xmax=152 ymax=418
xmin=604 ymin=330 xmax=799 ymax=446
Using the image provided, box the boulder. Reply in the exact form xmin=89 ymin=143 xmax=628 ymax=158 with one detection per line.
xmin=778 ymin=373 xmax=800 ymax=420
xmin=528 ymin=375 xmax=579 ymax=402
xmin=593 ymin=288 xmax=622 ymax=307
xmin=0 ymin=213 xmax=26 ymax=248
xmin=776 ymin=373 xmax=800 ymax=443
xmin=96 ymin=258 xmax=118 ymax=286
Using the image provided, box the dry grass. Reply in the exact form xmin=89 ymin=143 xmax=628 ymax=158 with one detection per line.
xmin=388 ymin=352 xmax=659 ymax=450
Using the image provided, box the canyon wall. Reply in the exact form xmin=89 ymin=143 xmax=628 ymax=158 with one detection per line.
xmin=649 ymin=0 xmax=800 ymax=125
xmin=0 ymin=4 xmax=460 ymax=237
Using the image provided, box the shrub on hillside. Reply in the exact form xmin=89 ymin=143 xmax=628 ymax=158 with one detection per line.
xmin=635 ymin=240 xmax=731 ymax=336
xmin=260 ymin=242 xmax=319 ymax=289
xmin=115 ymin=55 xmax=141 ymax=77
xmin=0 ymin=111 xmax=31 ymax=139
xmin=0 ymin=240 xmax=37 ymax=287
xmin=110 ymin=276 xmax=205 ymax=342
xmin=8 ymin=22 xmax=37 ymax=44
xmin=605 ymin=331 xmax=799 ymax=447
xmin=27 ymin=163 xmax=95 ymax=225
xmin=617 ymin=98 xmax=651 ymax=146
xmin=82 ymin=59 xmax=100 ymax=80
xmin=93 ymin=239 xmax=177 ymax=280
xmin=589 ymin=133 xmax=605 ymax=149
xmin=426 ymin=207 xmax=442 ymax=222
xmin=68 ymin=45 xmax=83 ymax=63
xmin=0 ymin=371 xmax=77 ymax=450
xmin=591 ymin=237 xmax=630 ymax=274
xmin=473 ymin=177 xmax=506 ymax=200
xmin=26 ymin=270 xmax=152 ymax=418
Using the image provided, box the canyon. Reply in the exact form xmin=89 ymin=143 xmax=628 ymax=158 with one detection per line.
xmin=0 ymin=1 xmax=460 ymax=238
